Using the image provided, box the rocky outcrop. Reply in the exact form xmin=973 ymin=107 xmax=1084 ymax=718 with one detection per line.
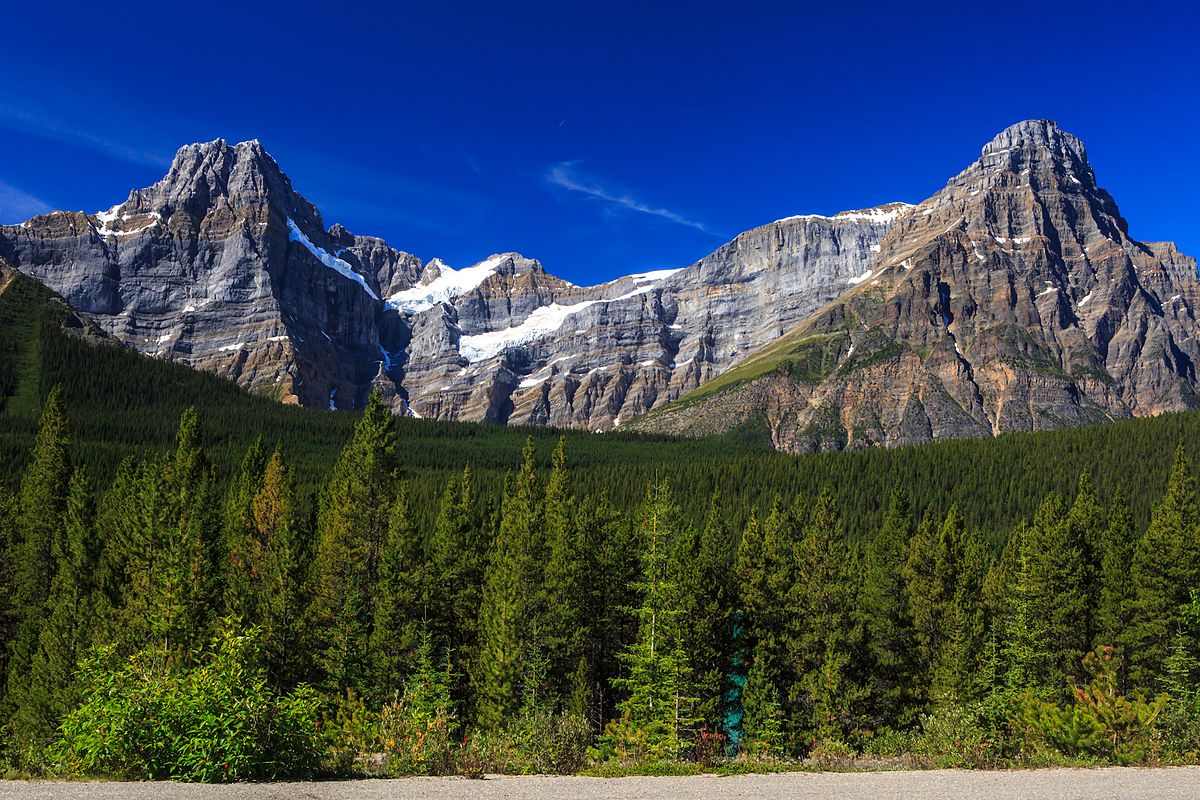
xmin=2 ymin=121 xmax=1196 ymax=450
xmin=629 ymin=120 xmax=1200 ymax=450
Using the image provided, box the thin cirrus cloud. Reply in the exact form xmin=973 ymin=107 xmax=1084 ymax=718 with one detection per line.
xmin=0 ymin=180 xmax=53 ymax=224
xmin=546 ymin=161 xmax=718 ymax=235
xmin=0 ymin=94 xmax=173 ymax=168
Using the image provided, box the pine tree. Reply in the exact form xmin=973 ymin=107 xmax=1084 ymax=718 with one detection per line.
xmin=786 ymin=490 xmax=861 ymax=745
xmin=1129 ymin=445 xmax=1200 ymax=691
xmin=1096 ymin=486 xmax=1137 ymax=693
xmin=607 ymin=482 xmax=697 ymax=760
xmin=473 ymin=439 xmax=543 ymax=728
xmin=222 ymin=437 xmax=267 ymax=623
xmin=859 ymin=486 xmax=916 ymax=729
xmin=1067 ymin=471 xmax=1105 ymax=648
xmin=253 ymin=450 xmax=306 ymax=687
xmin=310 ymin=390 xmax=397 ymax=694
xmin=905 ymin=506 xmax=985 ymax=705
xmin=427 ymin=467 xmax=482 ymax=655
xmin=1023 ymin=493 xmax=1088 ymax=698
xmin=740 ymin=645 xmax=785 ymax=758
xmin=371 ymin=483 xmax=425 ymax=697
xmin=20 ymin=470 xmax=98 ymax=753
xmin=5 ymin=387 xmax=72 ymax=755
xmin=540 ymin=438 xmax=586 ymax=702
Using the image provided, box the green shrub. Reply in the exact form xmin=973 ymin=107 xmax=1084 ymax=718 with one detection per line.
xmin=53 ymin=627 xmax=323 ymax=781
xmin=914 ymin=698 xmax=994 ymax=768
xmin=1017 ymin=648 xmax=1164 ymax=765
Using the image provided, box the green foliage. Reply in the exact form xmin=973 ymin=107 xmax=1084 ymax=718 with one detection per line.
xmin=1017 ymin=648 xmax=1164 ymax=765
xmin=740 ymin=647 xmax=785 ymax=758
xmin=914 ymin=700 xmax=994 ymax=768
xmin=53 ymin=626 xmax=324 ymax=781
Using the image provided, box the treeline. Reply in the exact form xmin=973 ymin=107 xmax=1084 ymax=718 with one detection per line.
xmin=1 ymin=388 xmax=1199 ymax=779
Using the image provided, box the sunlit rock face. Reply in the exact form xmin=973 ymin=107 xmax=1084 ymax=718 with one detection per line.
xmin=4 ymin=121 xmax=1197 ymax=449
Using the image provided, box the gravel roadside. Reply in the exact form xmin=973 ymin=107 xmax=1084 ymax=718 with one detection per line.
xmin=1 ymin=768 xmax=1197 ymax=800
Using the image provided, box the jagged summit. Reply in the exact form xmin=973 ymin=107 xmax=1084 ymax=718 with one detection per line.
xmin=2 ymin=121 xmax=1197 ymax=444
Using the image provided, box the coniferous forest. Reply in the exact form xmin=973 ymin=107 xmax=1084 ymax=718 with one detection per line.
xmin=2 ymin=274 xmax=1200 ymax=779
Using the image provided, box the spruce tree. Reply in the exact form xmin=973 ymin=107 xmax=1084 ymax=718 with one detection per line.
xmin=1067 ymin=471 xmax=1105 ymax=647
xmin=473 ymin=439 xmax=543 ymax=728
xmin=740 ymin=645 xmax=785 ymax=757
xmin=222 ymin=437 xmax=267 ymax=623
xmin=1130 ymin=445 xmax=1200 ymax=691
xmin=5 ymin=387 xmax=72 ymax=754
xmin=859 ymin=487 xmax=916 ymax=729
xmin=310 ymin=390 xmax=397 ymax=694
xmin=786 ymin=490 xmax=861 ymax=745
xmin=1096 ymin=486 xmax=1137 ymax=692
xmin=904 ymin=506 xmax=985 ymax=705
xmin=680 ymin=492 xmax=736 ymax=734
xmin=370 ymin=483 xmax=425 ymax=697
xmin=21 ymin=470 xmax=97 ymax=753
xmin=427 ymin=467 xmax=482 ymax=655
xmin=1023 ymin=492 xmax=1088 ymax=698
xmin=540 ymin=438 xmax=587 ymax=704
xmin=608 ymin=482 xmax=696 ymax=760
xmin=253 ymin=450 xmax=306 ymax=687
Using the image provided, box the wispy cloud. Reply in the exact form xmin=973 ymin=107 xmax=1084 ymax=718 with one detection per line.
xmin=0 ymin=180 xmax=52 ymax=224
xmin=0 ymin=94 xmax=172 ymax=168
xmin=546 ymin=161 xmax=717 ymax=234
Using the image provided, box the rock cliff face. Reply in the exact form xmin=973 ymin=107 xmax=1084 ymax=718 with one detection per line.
xmin=2 ymin=121 xmax=1196 ymax=450
xmin=628 ymin=120 xmax=1200 ymax=450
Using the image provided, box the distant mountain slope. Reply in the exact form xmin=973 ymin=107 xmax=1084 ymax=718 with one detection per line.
xmin=629 ymin=120 xmax=1200 ymax=451
xmin=0 ymin=139 xmax=911 ymax=431
xmin=3 ymin=121 xmax=1196 ymax=450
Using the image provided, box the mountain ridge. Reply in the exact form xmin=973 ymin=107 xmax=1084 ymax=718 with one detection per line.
xmin=2 ymin=120 xmax=1196 ymax=449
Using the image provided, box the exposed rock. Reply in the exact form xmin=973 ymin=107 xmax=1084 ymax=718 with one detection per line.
xmin=2 ymin=121 xmax=1196 ymax=451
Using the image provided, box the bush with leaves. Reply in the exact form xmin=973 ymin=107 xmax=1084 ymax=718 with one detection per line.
xmin=53 ymin=626 xmax=323 ymax=781
xmin=914 ymin=697 xmax=994 ymax=768
xmin=1018 ymin=647 xmax=1165 ymax=765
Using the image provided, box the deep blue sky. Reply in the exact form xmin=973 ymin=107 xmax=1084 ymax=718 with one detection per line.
xmin=1 ymin=1 xmax=1197 ymax=285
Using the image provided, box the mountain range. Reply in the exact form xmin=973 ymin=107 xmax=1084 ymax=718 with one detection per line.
xmin=2 ymin=120 xmax=1196 ymax=451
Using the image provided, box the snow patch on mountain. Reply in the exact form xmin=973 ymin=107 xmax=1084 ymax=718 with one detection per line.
xmin=287 ymin=218 xmax=379 ymax=300
xmin=386 ymin=255 xmax=505 ymax=314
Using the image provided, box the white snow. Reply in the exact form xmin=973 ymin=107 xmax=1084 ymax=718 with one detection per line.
xmin=386 ymin=255 xmax=505 ymax=314
xmin=457 ymin=285 xmax=657 ymax=363
xmin=268 ymin=335 xmax=288 ymax=342
xmin=776 ymin=203 xmax=912 ymax=226
xmin=287 ymin=218 xmax=379 ymax=301
xmin=183 ymin=305 xmax=197 ymax=313
xmin=218 ymin=342 xmax=246 ymax=352
xmin=1012 ymin=236 xmax=1032 ymax=245
xmin=625 ymin=268 xmax=683 ymax=283
xmin=846 ymin=344 xmax=855 ymax=357
xmin=869 ymin=244 xmax=882 ymax=253
xmin=639 ymin=359 xmax=660 ymax=367
xmin=328 ymin=387 xmax=338 ymax=411
xmin=675 ymin=357 xmax=694 ymax=368
xmin=1170 ymin=294 xmax=1182 ymax=302
xmin=93 ymin=205 xmax=162 ymax=237
xmin=994 ymin=236 xmax=1008 ymax=245
xmin=1037 ymin=285 xmax=1059 ymax=297
xmin=847 ymin=269 xmax=873 ymax=285
xmin=1077 ymin=292 xmax=1093 ymax=308
xmin=157 ymin=333 xmax=172 ymax=344
xmin=518 ymin=376 xmax=545 ymax=389
xmin=900 ymin=259 xmax=914 ymax=270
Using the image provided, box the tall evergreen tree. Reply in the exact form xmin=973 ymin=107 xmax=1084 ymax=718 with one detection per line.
xmin=1130 ymin=445 xmax=1200 ymax=691
xmin=310 ymin=390 xmax=397 ymax=694
xmin=427 ymin=466 xmax=481 ymax=653
xmin=904 ymin=506 xmax=985 ymax=704
xmin=678 ymin=492 xmax=736 ymax=734
xmin=252 ymin=450 xmax=306 ymax=687
xmin=473 ymin=439 xmax=543 ymax=728
xmin=20 ymin=470 xmax=98 ymax=753
xmin=608 ymin=482 xmax=696 ymax=759
xmin=1023 ymin=493 xmax=1089 ymax=698
xmin=786 ymin=490 xmax=862 ymax=745
xmin=1066 ymin=471 xmax=1105 ymax=648
xmin=370 ymin=483 xmax=425 ymax=696
xmin=540 ymin=438 xmax=587 ymax=704
xmin=1096 ymin=486 xmax=1137 ymax=693
xmin=859 ymin=487 xmax=916 ymax=729
xmin=5 ymin=387 xmax=72 ymax=754
xmin=222 ymin=437 xmax=267 ymax=623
